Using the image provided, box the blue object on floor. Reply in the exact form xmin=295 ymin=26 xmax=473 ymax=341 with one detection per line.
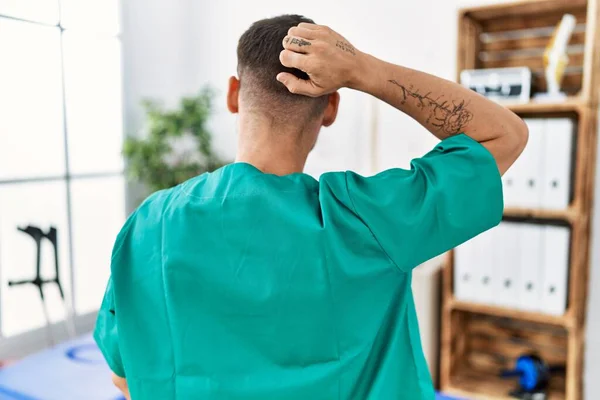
xmin=0 ymin=333 xmax=465 ymax=400
xmin=0 ymin=334 xmax=123 ymax=400
xmin=436 ymin=393 xmax=466 ymax=400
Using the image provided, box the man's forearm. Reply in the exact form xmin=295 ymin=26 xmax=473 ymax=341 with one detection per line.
xmin=352 ymin=55 xmax=525 ymax=142
xmin=350 ymin=54 xmax=528 ymax=174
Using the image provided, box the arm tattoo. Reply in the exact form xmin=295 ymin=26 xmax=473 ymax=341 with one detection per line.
xmin=388 ymin=79 xmax=473 ymax=135
xmin=336 ymin=40 xmax=356 ymax=56
xmin=286 ymin=37 xmax=312 ymax=47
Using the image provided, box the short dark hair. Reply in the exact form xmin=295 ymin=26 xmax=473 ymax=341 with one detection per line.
xmin=236 ymin=15 xmax=328 ymax=119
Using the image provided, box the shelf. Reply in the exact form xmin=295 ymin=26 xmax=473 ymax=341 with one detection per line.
xmin=504 ymin=98 xmax=585 ymax=115
xmin=446 ymin=365 xmax=565 ymax=400
xmin=503 ymin=207 xmax=578 ymax=223
xmin=448 ymin=298 xmax=572 ymax=328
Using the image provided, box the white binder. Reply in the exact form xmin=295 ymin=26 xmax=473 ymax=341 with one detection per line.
xmin=517 ymin=224 xmax=544 ymax=312
xmin=502 ymin=164 xmax=519 ymax=208
xmin=540 ymin=225 xmax=571 ymax=315
xmin=474 ymin=228 xmax=495 ymax=305
xmin=492 ymin=222 xmax=521 ymax=308
xmin=518 ymin=119 xmax=545 ymax=208
xmin=454 ymin=237 xmax=477 ymax=302
xmin=541 ymin=118 xmax=574 ymax=210
xmin=503 ymin=119 xmax=545 ymax=208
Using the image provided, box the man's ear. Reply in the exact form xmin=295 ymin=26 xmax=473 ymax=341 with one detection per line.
xmin=322 ymin=91 xmax=340 ymax=127
xmin=227 ymin=76 xmax=240 ymax=114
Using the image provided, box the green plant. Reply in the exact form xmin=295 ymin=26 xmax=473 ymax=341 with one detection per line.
xmin=123 ymin=87 xmax=228 ymax=192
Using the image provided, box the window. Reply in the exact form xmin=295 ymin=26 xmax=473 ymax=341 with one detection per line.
xmin=0 ymin=1 xmax=125 ymax=337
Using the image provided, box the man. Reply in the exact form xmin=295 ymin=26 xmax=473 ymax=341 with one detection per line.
xmin=95 ymin=15 xmax=527 ymax=400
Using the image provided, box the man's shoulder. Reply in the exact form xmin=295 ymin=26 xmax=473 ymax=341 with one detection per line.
xmin=139 ymin=172 xmax=213 ymax=210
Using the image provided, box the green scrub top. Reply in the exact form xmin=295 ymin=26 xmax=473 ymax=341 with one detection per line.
xmin=94 ymin=134 xmax=502 ymax=399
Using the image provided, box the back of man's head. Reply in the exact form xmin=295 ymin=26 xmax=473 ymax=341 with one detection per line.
xmin=237 ymin=15 xmax=328 ymax=121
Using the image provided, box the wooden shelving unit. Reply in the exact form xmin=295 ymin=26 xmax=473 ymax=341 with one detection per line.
xmin=440 ymin=1 xmax=600 ymax=399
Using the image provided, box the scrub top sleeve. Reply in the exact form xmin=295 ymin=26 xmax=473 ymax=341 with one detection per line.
xmin=344 ymin=134 xmax=503 ymax=273
xmin=93 ymin=277 xmax=126 ymax=377
xmin=93 ymin=208 xmax=139 ymax=378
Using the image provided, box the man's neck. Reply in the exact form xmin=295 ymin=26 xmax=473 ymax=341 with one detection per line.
xmin=235 ymin=112 xmax=316 ymax=176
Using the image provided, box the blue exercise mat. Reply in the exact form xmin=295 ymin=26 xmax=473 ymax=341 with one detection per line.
xmin=0 ymin=334 xmax=123 ymax=400
xmin=0 ymin=334 xmax=463 ymax=400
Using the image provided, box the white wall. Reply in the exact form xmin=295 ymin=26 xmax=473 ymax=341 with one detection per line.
xmin=121 ymin=0 xmax=202 ymax=208
xmin=121 ymin=0 xmax=199 ymax=132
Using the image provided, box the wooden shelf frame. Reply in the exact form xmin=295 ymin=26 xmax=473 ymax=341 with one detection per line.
xmin=503 ymin=207 xmax=578 ymax=223
xmin=441 ymin=1 xmax=600 ymax=400
xmin=504 ymin=97 xmax=586 ymax=115
xmin=447 ymin=297 xmax=573 ymax=328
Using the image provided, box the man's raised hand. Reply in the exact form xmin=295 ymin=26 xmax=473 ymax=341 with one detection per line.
xmin=277 ymin=23 xmax=363 ymax=97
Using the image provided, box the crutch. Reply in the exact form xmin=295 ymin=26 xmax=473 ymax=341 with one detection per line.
xmin=8 ymin=225 xmax=75 ymax=345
